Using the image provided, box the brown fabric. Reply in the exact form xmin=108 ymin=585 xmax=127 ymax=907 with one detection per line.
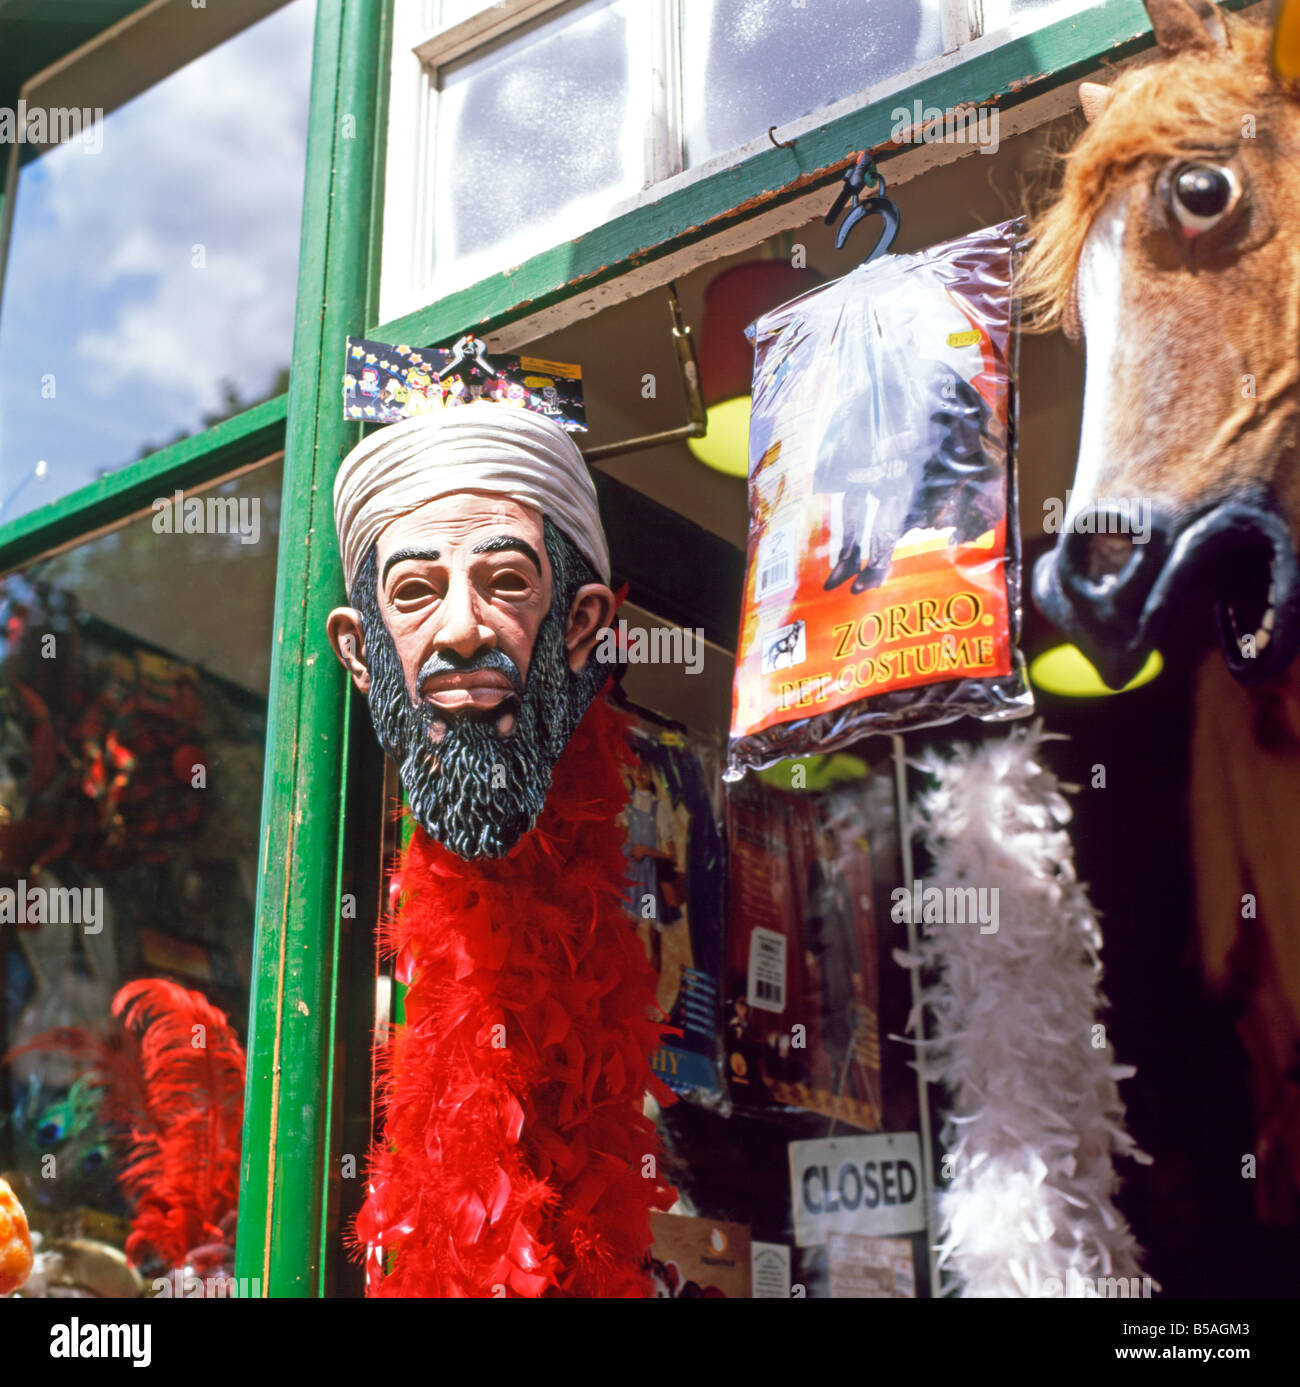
xmin=1190 ymin=653 xmax=1300 ymax=1222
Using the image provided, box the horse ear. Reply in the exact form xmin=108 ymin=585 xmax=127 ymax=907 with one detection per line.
xmin=1079 ymin=82 xmax=1115 ymax=123
xmin=1143 ymin=0 xmax=1230 ymax=54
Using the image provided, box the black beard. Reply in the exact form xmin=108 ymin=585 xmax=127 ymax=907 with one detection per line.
xmin=351 ymin=520 xmax=604 ymax=859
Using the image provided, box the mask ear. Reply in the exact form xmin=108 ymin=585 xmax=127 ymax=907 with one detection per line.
xmin=1079 ymin=81 xmax=1114 ymax=124
xmin=563 ymin=584 xmax=617 ymax=673
xmin=1143 ymin=0 xmax=1229 ymax=55
xmin=326 ymin=607 xmax=372 ymax=694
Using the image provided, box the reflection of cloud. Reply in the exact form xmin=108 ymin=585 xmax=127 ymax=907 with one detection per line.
xmin=78 ymin=244 xmax=291 ymax=401
xmin=93 ymin=227 xmax=165 ymax=286
xmin=0 ymin=0 xmax=315 ymax=505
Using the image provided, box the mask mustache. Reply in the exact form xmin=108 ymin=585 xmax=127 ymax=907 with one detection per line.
xmin=416 ymin=648 xmax=524 ymax=699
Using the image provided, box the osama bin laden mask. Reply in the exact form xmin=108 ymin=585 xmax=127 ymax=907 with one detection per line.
xmin=328 ymin=401 xmax=616 ymax=859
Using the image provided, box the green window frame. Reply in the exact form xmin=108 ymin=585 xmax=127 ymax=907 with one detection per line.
xmin=0 ymin=0 xmax=1261 ymax=1297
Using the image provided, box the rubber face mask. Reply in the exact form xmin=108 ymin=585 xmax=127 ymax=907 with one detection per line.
xmin=328 ymin=403 xmax=615 ymax=859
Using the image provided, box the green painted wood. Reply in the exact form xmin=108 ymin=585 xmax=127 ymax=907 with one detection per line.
xmin=316 ymin=0 xmax=394 ymax=1298
xmin=0 ymin=394 xmax=287 ymax=575
xmin=371 ymin=0 xmax=1260 ymax=351
xmin=235 ymin=0 xmax=387 ymax=1297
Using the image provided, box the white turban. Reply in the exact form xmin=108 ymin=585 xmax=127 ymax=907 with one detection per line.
xmin=333 ymin=400 xmax=609 ymax=597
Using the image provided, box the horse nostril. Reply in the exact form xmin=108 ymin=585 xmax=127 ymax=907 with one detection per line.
xmin=1083 ymin=533 xmax=1137 ymax=584
xmin=1052 ymin=506 xmax=1171 ymax=626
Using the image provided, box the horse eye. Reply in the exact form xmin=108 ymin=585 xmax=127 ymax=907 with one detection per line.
xmin=1166 ymin=162 xmax=1238 ymax=235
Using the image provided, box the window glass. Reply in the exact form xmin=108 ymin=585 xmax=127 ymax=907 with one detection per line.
xmin=432 ymin=0 xmax=640 ymax=290
xmin=682 ymin=0 xmax=945 ymax=167
xmin=0 ymin=462 xmax=279 ymax=1297
xmin=0 ymin=1 xmax=315 ymax=525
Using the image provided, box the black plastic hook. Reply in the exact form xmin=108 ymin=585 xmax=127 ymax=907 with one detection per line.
xmin=825 ymin=151 xmax=901 ymax=261
xmin=435 ymin=333 xmax=496 ymax=380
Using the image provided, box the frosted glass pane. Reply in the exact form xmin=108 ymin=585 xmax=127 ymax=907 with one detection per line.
xmin=433 ymin=0 xmax=640 ymax=278
xmin=683 ymin=0 xmax=945 ymax=166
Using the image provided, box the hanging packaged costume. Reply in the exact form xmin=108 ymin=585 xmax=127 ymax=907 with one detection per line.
xmin=619 ymin=716 xmax=726 ymax=1100
xmin=723 ymin=775 xmax=881 ymax=1132
xmin=727 ymin=221 xmax=1032 ymax=779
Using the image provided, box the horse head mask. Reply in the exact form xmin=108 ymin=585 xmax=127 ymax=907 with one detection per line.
xmin=327 ymin=402 xmax=616 ymax=859
xmin=1027 ymin=0 xmax=1300 ymax=687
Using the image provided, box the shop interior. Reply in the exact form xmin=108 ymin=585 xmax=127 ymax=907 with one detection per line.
xmin=365 ymin=100 xmax=1289 ymax=1298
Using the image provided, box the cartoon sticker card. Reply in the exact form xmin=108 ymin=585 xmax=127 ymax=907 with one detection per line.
xmin=343 ymin=335 xmax=586 ymax=431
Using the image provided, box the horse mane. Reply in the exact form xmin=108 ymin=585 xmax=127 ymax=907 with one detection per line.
xmin=1021 ymin=14 xmax=1277 ymax=332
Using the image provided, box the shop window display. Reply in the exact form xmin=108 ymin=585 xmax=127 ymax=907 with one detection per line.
xmin=0 ymin=464 xmax=278 ymax=1296
xmin=1 ymin=0 xmax=1297 ymax=1330
xmin=325 ymin=391 xmax=921 ymax=1295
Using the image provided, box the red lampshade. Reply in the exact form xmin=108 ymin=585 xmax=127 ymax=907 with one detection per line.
xmin=696 ymin=260 xmax=823 ymax=405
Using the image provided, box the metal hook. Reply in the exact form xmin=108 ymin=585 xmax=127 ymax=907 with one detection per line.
xmin=825 ymin=150 xmax=901 ymax=261
xmin=768 ymin=125 xmax=795 ymax=150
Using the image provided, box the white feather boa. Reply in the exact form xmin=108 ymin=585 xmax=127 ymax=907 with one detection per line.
xmin=900 ymin=725 xmax=1152 ymax=1297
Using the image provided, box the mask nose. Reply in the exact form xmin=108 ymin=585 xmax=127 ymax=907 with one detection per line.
xmin=1050 ymin=507 xmax=1171 ymax=630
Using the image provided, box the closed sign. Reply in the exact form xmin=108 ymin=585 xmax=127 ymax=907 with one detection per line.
xmin=788 ymin=1132 xmax=925 ymax=1247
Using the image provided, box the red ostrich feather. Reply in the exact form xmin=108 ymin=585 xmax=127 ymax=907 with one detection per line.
xmin=6 ymin=978 xmax=246 ymax=1270
xmin=353 ymin=690 xmax=679 ymax=1297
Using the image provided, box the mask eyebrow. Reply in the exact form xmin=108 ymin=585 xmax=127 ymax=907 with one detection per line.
xmin=382 ymin=546 xmax=440 ymax=584
xmin=471 ymin=534 xmax=542 ymax=577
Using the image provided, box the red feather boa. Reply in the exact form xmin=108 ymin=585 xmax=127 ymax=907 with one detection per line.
xmin=5 ymin=978 xmax=245 ymax=1271
xmin=354 ymin=692 xmax=678 ymax=1297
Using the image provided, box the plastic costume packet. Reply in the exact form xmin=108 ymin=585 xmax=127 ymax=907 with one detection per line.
xmin=619 ymin=715 xmax=726 ymax=1103
xmin=726 ymin=220 xmax=1033 ymax=780
xmin=723 ymin=775 xmax=881 ymax=1131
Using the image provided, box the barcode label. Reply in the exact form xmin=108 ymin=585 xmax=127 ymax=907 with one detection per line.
xmin=759 ymin=555 xmax=790 ymax=593
xmin=754 ymin=525 xmax=795 ymax=603
xmin=747 ymin=927 xmax=787 ymax=1014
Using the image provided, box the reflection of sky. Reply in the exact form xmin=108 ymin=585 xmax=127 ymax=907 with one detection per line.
xmin=0 ymin=0 xmax=315 ymax=523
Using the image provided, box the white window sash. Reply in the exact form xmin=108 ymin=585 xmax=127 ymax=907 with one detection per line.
xmin=379 ymin=0 xmax=1093 ymax=327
